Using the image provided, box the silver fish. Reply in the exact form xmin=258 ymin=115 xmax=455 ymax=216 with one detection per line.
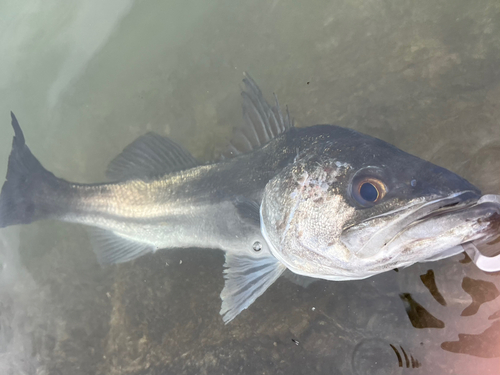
xmin=1 ymin=75 xmax=499 ymax=323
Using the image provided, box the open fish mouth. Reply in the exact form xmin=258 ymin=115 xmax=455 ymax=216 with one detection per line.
xmin=386 ymin=195 xmax=500 ymax=269
xmin=340 ymin=190 xmax=493 ymax=260
xmin=391 ymin=194 xmax=500 ymax=243
xmin=460 ymin=195 xmax=500 ymax=272
xmin=407 ymin=192 xmax=480 ymax=225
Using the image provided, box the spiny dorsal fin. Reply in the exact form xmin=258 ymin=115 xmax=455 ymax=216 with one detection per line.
xmin=223 ymin=73 xmax=294 ymax=158
xmin=106 ymin=132 xmax=198 ymax=181
xmin=220 ymin=251 xmax=286 ymax=323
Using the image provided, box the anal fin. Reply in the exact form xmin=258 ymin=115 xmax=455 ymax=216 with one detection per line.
xmin=87 ymin=227 xmax=156 ymax=265
xmin=220 ymin=252 xmax=286 ymax=323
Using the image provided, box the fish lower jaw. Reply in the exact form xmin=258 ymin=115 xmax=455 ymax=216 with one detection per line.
xmin=277 ymin=250 xmax=396 ymax=281
xmin=292 ymin=265 xmax=395 ymax=281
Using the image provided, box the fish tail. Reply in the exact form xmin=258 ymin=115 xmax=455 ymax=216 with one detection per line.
xmin=0 ymin=112 xmax=63 ymax=227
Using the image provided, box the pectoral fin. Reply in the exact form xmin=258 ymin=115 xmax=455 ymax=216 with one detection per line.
xmin=220 ymin=252 xmax=286 ymax=323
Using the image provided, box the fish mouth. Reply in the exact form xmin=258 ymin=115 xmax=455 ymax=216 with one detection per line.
xmin=460 ymin=195 xmax=500 ymax=269
xmin=408 ymin=192 xmax=479 ymax=223
xmin=341 ymin=190 xmax=486 ymax=259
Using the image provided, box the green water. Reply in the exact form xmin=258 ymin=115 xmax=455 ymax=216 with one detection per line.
xmin=0 ymin=0 xmax=499 ymax=374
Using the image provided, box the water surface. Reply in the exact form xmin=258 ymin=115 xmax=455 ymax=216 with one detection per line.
xmin=0 ymin=1 xmax=499 ymax=374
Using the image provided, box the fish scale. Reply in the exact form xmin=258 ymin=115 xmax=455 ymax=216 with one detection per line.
xmin=1 ymin=74 xmax=499 ymax=323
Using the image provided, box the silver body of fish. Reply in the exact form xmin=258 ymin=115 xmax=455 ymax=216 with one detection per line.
xmin=1 ymin=75 xmax=499 ymax=323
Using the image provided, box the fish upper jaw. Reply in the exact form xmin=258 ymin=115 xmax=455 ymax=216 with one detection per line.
xmin=340 ymin=190 xmax=481 ymax=259
xmin=383 ymin=199 xmax=500 ymax=267
xmin=346 ymin=189 xmax=500 ymax=272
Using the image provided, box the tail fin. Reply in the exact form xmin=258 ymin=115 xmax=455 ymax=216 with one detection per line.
xmin=0 ymin=113 xmax=59 ymax=227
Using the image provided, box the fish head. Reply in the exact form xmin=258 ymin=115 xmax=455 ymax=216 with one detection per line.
xmin=260 ymin=126 xmax=500 ymax=280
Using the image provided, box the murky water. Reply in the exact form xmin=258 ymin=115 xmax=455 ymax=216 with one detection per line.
xmin=1 ymin=1 xmax=499 ymax=374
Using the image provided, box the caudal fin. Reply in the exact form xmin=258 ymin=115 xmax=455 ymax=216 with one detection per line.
xmin=0 ymin=113 xmax=59 ymax=227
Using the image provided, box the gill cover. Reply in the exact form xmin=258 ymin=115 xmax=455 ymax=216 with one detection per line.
xmin=261 ymin=154 xmax=356 ymax=277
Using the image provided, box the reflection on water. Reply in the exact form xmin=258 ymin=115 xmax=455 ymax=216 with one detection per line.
xmin=399 ymin=293 xmax=445 ymax=329
xmin=399 ymin=271 xmax=500 ymax=359
xmin=352 ymin=338 xmax=420 ymax=375
xmin=389 ymin=344 xmax=421 ymax=369
xmin=490 ymin=310 xmax=500 ymax=320
xmin=461 ymin=277 xmax=500 ymax=316
xmin=420 ymin=270 xmax=447 ymax=306
xmin=0 ymin=0 xmax=500 ymax=374
xmin=442 ymin=321 xmax=500 ymax=358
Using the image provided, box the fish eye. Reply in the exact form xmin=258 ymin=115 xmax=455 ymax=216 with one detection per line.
xmin=360 ymin=182 xmax=378 ymax=202
xmin=352 ymin=177 xmax=386 ymax=206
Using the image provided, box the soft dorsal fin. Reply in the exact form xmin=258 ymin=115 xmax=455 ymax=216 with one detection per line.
xmin=106 ymin=132 xmax=198 ymax=181
xmin=223 ymin=73 xmax=294 ymax=158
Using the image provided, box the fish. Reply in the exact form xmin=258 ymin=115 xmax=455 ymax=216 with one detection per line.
xmin=1 ymin=74 xmax=499 ymax=323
